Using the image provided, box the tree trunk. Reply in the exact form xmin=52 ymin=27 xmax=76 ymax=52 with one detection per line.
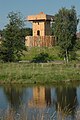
xmin=66 ymin=49 xmax=68 ymax=63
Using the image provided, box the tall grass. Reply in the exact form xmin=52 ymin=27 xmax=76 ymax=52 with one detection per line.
xmin=0 ymin=104 xmax=79 ymax=120
xmin=0 ymin=62 xmax=80 ymax=84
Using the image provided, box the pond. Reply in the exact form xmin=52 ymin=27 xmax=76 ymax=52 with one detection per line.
xmin=0 ymin=83 xmax=80 ymax=120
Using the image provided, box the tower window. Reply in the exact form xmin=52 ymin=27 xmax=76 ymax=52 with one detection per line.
xmin=37 ymin=30 xmax=40 ymax=36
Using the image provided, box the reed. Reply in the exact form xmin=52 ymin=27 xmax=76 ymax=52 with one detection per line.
xmin=0 ymin=104 xmax=79 ymax=120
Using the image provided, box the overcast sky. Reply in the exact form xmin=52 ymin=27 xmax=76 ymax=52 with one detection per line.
xmin=0 ymin=0 xmax=80 ymax=31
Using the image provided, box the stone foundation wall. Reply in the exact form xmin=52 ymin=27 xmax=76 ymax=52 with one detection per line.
xmin=25 ymin=36 xmax=55 ymax=47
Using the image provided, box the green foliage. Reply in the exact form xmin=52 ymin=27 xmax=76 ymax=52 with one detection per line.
xmin=75 ymin=39 xmax=80 ymax=49
xmin=21 ymin=28 xmax=32 ymax=37
xmin=53 ymin=6 xmax=78 ymax=62
xmin=0 ymin=12 xmax=26 ymax=62
xmin=31 ymin=52 xmax=53 ymax=63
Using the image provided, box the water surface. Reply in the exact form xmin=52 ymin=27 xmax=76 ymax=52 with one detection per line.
xmin=0 ymin=83 xmax=80 ymax=120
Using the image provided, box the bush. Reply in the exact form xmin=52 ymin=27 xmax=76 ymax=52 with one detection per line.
xmin=31 ymin=52 xmax=53 ymax=63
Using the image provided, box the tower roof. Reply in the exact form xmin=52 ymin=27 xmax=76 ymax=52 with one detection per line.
xmin=27 ymin=12 xmax=54 ymax=21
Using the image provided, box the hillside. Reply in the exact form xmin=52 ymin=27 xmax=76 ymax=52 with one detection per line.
xmin=21 ymin=46 xmax=61 ymax=61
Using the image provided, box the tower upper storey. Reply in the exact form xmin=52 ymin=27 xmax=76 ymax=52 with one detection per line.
xmin=27 ymin=12 xmax=54 ymax=21
xmin=27 ymin=12 xmax=54 ymax=36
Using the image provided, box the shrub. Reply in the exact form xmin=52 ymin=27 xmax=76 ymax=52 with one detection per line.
xmin=31 ymin=52 xmax=53 ymax=63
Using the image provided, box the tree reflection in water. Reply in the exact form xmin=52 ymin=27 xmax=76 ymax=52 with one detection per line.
xmin=0 ymin=84 xmax=79 ymax=120
xmin=3 ymin=85 xmax=24 ymax=110
xmin=56 ymin=86 xmax=77 ymax=119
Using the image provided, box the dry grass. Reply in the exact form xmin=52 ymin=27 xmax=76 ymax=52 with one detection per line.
xmin=0 ymin=104 xmax=79 ymax=120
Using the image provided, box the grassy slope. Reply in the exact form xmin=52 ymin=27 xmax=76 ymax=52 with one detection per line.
xmin=0 ymin=47 xmax=80 ymax=84
xmin=21 ymin=46 xmax=61 ymax=61
xmin=22 ymin=46 xmax=80 ymax=61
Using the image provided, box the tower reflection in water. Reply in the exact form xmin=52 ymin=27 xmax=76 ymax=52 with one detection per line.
xmin=28 ymin=86 xmax=78 ymax=119
xmin=3 ymin=85 xmax=78 ymax=120
xmin=28 ymin=86 xmax=51 ymax=108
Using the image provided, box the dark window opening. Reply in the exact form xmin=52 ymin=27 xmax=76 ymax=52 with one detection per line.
xmin=37 ymin=30 xmax=40 ymax=36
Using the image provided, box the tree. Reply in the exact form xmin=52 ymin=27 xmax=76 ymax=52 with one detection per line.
xmin=21 ymin=28 xmax=32 ymax=37
xmin=0 ymin=30 xmax=3 ymax=44
xmin=53 ymin=6 xmax=78 ymax=62
xmin=0 ymin=12 xmax=26 ymax=62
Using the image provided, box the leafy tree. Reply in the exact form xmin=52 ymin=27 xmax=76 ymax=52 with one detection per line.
xmin=53 ymin=6 xmax=78 ymax=62
xmin=21 ymin=28 xmax=32 ymax=37
xmin=0 ymin=12 xmax=26 ymax=62
xmin=0 ymin=30 xmax=2 ymax=43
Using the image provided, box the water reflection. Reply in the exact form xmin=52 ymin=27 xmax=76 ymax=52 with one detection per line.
xmin=28 ymin=86 xmax=51 ymax=108
xmin=3 ymin=85 xmax=24 ymax=110
xmin=45 ymin=87 xmax=51 ymax=106
xmin=0 ymin=84 xmax=80 ymax=120
xmin=56 ymin=86 xmax=77 ymax=119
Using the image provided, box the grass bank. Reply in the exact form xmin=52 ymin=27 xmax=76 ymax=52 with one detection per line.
xmin=21 ymin=46 xmax=61 ymax=61
xmin=0 ymin=62 xmax=80 ymax=84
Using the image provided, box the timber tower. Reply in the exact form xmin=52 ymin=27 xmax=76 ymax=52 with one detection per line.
xmin=25 ymin=12 xmax=55 ymax=47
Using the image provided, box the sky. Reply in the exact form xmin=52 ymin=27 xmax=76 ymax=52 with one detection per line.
xmin=0 ymin=0 xmax=80 ymax=31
